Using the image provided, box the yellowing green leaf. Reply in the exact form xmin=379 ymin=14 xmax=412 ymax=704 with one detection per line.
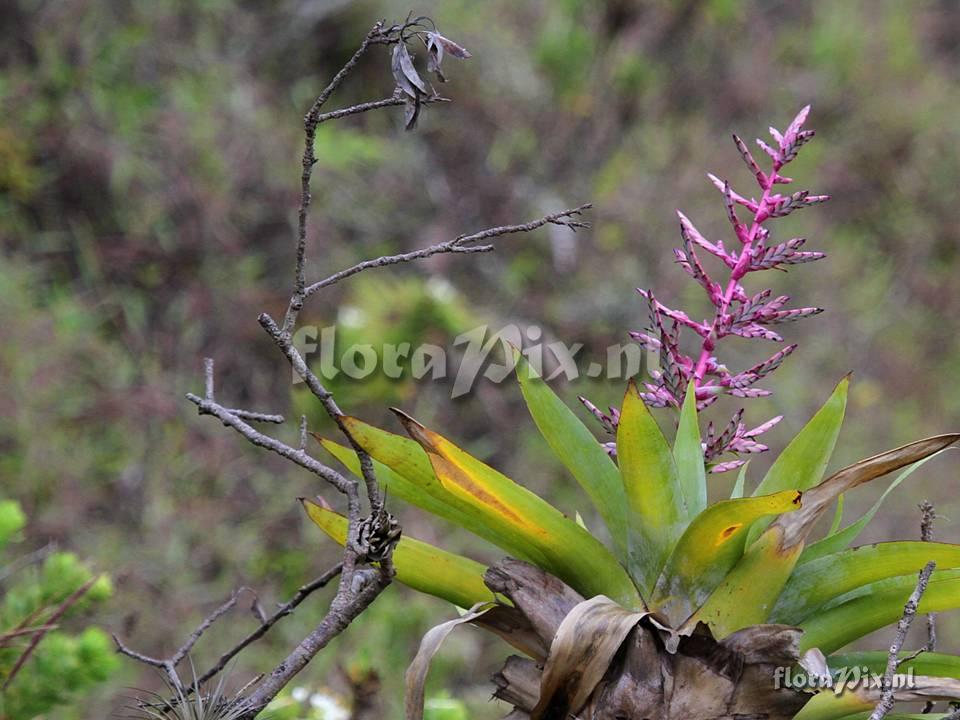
xmin=395 ymin=411 xmax=641 ymax=607
xmin=617 ymin=381 xmax=685 ymax=594
xmin=514 ymin=352 xmax=629 ymax=562
xmin=682 ymin=524 xmax=803 ymax=636
xmin=318 ymin=436 xmax=483 ymax=534
xmin=339 ymin=418 xmax=541 ymax=564
xmin=301 ymin=499 xmax=493 ymax=609
xmin=673 ymin=383 xmax=707 ymax=520
xmin=747 ymin=377 xmax=848 ymax=545
xmin=653 ymin=489 xmax=802 ymax=620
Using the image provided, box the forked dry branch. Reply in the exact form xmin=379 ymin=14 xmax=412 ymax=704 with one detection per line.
xmin=112 ymin=16 xmax=590 ymax=719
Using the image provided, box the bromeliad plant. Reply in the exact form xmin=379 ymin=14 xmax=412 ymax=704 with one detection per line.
xmin=305 ymin=108 xmax=960 ymax=719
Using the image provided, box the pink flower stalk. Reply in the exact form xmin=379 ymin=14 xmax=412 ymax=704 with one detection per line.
xmin=584 ymin=106 xmax=829 ymax=471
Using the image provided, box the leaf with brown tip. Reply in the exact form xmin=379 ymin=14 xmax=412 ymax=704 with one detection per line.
xmin=394 ymin=410 xmax=642 ymax=607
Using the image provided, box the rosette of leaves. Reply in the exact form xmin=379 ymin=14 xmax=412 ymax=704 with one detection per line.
xmin=302 ymin=111 xmax=960 ymax=718
xmin=306 ymin=369 xmax=960 ymax=719
xmin=0 ymin=499 xmax=117 ymax=720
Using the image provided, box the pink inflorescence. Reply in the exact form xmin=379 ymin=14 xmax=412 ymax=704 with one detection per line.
xmin=583 ymin=106 xmax=829 ymax=472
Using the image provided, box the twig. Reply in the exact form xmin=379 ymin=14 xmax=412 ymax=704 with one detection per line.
xmin=0 ymin=624 xmax=59 ymax=646
xmin=3 ymin=575 xmax=99 ymax=690
xmin=113 ymin=590 xmax=242 ymax=692
xmin=0 ymin=541 xmax=57 ymax=585
xmin=190 ymin=564 xmax=343 ymax=690
xmin=301 ymin=204 xmax=592 ymax=299
xmin=920 ymin=501 xmax=938 ymax=714
xmin=868 ymin=560 xmax=936 ymax=720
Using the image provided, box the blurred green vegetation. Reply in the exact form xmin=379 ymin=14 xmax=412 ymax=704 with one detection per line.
xmin=2 ymin=0 xmax=960 ymax=717
xmin=0 ymin=500 xmax=116 ymax=719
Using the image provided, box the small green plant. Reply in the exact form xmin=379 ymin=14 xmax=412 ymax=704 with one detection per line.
xmin=0 ymin=499 xmax=116 ymax=719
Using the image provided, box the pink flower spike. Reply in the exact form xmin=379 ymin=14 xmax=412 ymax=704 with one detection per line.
xmin=583 ymin=106 xmax=827 ymax=469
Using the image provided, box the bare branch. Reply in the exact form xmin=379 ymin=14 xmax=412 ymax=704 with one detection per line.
xmin=920 ymin=500 xmax=938 ymax=652
xmin=237 ymin=566 xmax=388 ymax=718
xmin=154 ymin=15 xmax=592 ymax=719
xmin=171 ymin=591 xmax=244 ymax=668
xmin=190 ymin=564 xmax=343 ymax=690
xmin=0 ymin=542 xmax=57 ymax=586
xmin=920 ymin=501 xmax=938 ymax=714
xmin=302 ymin=204 xmax=593 ymax=299
xmin=868 ymin=560 xmax=936 ymax=720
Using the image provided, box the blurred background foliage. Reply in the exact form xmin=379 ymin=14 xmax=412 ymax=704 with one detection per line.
xmin=2 ymin=0 xmax=960 ymax=717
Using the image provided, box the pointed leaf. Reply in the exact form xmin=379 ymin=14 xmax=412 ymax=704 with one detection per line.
xmin=653 ymin=489 xmax=802 ymax=620
xmin=673 ymin=383 xmax=708 ymax=519
xmin=827 ymin=494 xmax=845 ymax=536
xmin=831 ymin=650 xmax=960 ymax=682
xmin=688 ymin=434 xmax=960 ymax=637
xmin=730 ymin=461 xmax=748 ymax=499
xmin=747 ymin=377 xmax=848 ymax=544
xmin=774 ymin=541 xmax=960 ymax=623
xmin=800 ymin=453 xmax=943 ymax=565
xmin=771 ymin=434 xmax=960 ymax=552
xmin=683 ymin=524 xmax=803 ymax=636
xmin=337 ymin=420 xmax=541 ymax=564
xmin=301 ymin=499 xmax=493 ymax=609
xmin=395 ymin=411 xmax=641 ymax=607
xmin=405 ymin=603 xmax=492 ymax=720
xmin=617 ymin=381 xmax=685 ymax=593
xmin=318 ymin=436 xmax=481 ymax=533
xmin=514 ymin=352 xmax=629 ymax=562
xmin=800 ymin=575 xmax=960 ymax=654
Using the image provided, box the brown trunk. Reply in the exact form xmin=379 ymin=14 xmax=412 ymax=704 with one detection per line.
xmin=484 ymin=559 xmax=808 ymax=720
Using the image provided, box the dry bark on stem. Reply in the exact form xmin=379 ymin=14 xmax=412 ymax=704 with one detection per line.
xmin=868 ymin=560 xmax=937 ymax=720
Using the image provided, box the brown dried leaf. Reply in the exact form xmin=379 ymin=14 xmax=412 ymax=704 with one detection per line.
xmin=394 ymin=41 xmax=429 ymax=95
xmin=391 ymin=43 xmax=420 ymax=100
xmin=531 ymin=596 xmax=650 ymax=719
xmin=430 ymin=31 xmax=472 ymax=59
xmin=403 ymin=95 xmax=420 ymax=131
xmin=405 ymin=603 xmax=493 ymax=720
xmin=774 ymin=433 xmax=960 ymax=549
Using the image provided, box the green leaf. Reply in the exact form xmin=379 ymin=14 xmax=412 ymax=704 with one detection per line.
xmin=301 ymin=499 xmax=493 ymax=609
xmin=774 ymin=541 xmax=960 ymax=623
xmin=746 ymin=377 xmax=848 ymax=545
xmin=395 ymin=411 xmax=642 ymax=608
xmin=514 ymin=351 xmax=629 ymax=562
xmin=830 ymin=651 xmax=960 ymax=681
xmin=652 ymin=489 xmax=802 ymax=620
xmin=688 ymin=434 xmax=960 ymax=638
xmin=617 ymin=381 xmax=685 ymax=594
xmin=799 ymin=574 xmax=960 ymax=654
xmin=673 ymin=383 xmax=707 ymax=520
xmin=729 ymin=462 xmax=748 ymax=499
xmin=800 ymin=454 xmax=941 ymax=565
